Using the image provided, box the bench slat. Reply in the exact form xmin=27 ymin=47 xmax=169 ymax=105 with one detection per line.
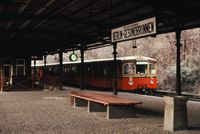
xmin=69 ymin=91 xmax=142 ymax=106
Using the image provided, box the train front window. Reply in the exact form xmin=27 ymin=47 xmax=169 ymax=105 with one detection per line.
xmin=124 ymin=63 xmax=134 ymax=75
xmin=150 ymin=63 xmax=156 ymax=74
xmin=136 ymin=62 xmax=147 ymax=74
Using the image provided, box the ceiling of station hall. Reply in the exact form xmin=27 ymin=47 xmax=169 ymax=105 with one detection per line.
xmin=0 ymin=0 xmax=200 ymax=56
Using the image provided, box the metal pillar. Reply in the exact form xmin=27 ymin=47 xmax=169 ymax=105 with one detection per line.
xmin=112 ymin=43 xmax=118 ymax=95
xmin=44 ymin=55 xmax=47 ymax=74
xmin=0 ymin=64 xmax=3 ymax=92
xmin=175 ymin=28 xmax=182 ymax=96
xmin=43 ymin=55 xmax=47 ymax=89
xmin=59 ymin=50 xmax=63 ymax=90
xmin=80 ymin=45 xmax=85 ymax=90
xmin=33 ymin=59 xmax=36 ymax=89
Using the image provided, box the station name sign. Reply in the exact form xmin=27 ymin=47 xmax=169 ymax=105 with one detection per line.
xmin=111 ymin=17 xmax=156 ymax=42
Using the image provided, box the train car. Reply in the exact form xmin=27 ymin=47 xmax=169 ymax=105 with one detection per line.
xmin=37 ymin=56 xmax=157 ymax=93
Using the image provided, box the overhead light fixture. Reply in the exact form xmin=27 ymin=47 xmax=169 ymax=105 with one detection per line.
xmin=103 ymin=37 xmax=110 ymax=40
xmin=132 ymin=39 xmax=137 ymax=48
xmin=95 ymin=42 xmax=102 ymax=45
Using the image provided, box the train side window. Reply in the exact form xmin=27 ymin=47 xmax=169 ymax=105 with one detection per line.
xmin=123 ymin=63 xmax=134 ymax=75
xmin=85 ymin=67 xmax=89 ymax=76
xmin=136 ymin=64 xmax=147 ymax=74
xmin=105 ymin=66 xmax=112 ymax=77
xmin=86 ymin=66 xmax=93 ymax=77
xmin=64 ymin=66 xmax=67 ymax=73
xmin=89 ymin=65 xmax=95 ymax=77
xmin=71 ymin=65 xmax=77 ymax=75
xmin=53 ymin=66 xmax=57 ymax=75
xmin=63 ymin=66 xmax=68 ymax=74
xmin=77 ymin=65 xmax=80 ymax=76
xmin=103 ymin=67 xmax=107 ymax=77
xmin=149 ymin=63 xmax=156 ymax=74
xmin=48 ymin=67 xmax=51 ymax=71
xmin=68 ymin=66 xmax=72 ymax=75
xmin=100 ymin=67 xmax=103 ymax=77
xmin=66 ymin=66 xmax=70 ymax=75
xmin=93 ymin=66 xmax=104 ymax=77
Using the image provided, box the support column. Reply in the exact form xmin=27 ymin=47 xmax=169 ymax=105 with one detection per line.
xmin=0 ymin=64 xmax=3 ymax=92
xmin=33 ymin=59 xmax=36 ymax=89
xmin=44 ymin=55 xmax=47 ymax=74
xmin=44 ymin=55 xmax=47 ymax=69
xmin=43 ymin=55 xmax=47 ymax=89
xmin=80 ymin=45 xmax=85 ymax=90
xmin=112 ymin=43 xmax=118 ymax=95
xmin=163 ymin=96 xmax=188 ymax=132
xmin=163 ymin=22 xmax=188 ymax=132
xmin=59 ymin=50 xmax=63 ymax=90
xmin=176 ymin=28 xmax=182 ymax=96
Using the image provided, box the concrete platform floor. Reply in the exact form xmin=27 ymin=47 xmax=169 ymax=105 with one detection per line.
xmin=0 ymin=89 xmax=199 ymax=134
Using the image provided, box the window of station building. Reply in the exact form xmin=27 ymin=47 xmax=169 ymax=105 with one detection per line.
xmin=16 ymin=59 xmax=25 ymax=76
xmin=136 ymin=62 xmax=148 ymax=74
xmin=149 ymin=63 xmax=156 ymax=74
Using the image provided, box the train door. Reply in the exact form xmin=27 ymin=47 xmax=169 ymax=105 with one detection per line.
xmin=3 ymin=65 xmax=13 ymax=87
xmin=105 ymin=64 xmax=113 ymax=89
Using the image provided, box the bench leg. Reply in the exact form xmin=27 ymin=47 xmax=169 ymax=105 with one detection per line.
xmin=107 ymin=105 xmax=136 ymax=119
xmin=88 ymin=101 xmax=107 ymax=113
xmin=73 ymin=97 xmax=88 ymax=108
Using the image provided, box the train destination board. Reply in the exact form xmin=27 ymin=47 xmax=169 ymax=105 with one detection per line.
xmin=111 ymin=17 xmax=156 ymax=42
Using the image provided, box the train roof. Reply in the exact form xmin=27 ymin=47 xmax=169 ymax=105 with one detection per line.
xmin=35 ymin=56 xmax=156 ymax=67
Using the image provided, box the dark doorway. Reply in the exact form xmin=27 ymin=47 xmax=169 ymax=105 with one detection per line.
xmin=3 ymin=65 xmax=12 ymax=87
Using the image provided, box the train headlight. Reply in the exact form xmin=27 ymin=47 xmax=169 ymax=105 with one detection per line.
xmin=150 ymin=79 xmax=154 ymax=85
xmin=128 ymin=80 xmax=134 ymax=85
xmin=128 ymin=77 xmax=134 ymax=85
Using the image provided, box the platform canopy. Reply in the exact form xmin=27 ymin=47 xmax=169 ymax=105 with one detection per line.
xmin=0 ymin=0 xmax=200 ymax=56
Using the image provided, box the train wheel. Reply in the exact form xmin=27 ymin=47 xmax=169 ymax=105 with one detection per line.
xmin=148 ymin=89 xmax=156 ymax=96
xmin=142 ymin=88 xmax=148 ymax=95
xmin=145 ymin=90 xmax=149 ymax=95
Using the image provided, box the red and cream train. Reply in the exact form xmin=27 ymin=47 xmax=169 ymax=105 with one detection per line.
xmin=36 ymin=56 xmax=157 ymax=93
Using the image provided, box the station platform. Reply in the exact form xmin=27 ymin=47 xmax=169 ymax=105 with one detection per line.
xmin=0 ymin=87 xmax=199 ymax=133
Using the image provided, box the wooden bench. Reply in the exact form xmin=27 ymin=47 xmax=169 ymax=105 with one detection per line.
xmin=69 ymin=91 xmax=142 ymax=119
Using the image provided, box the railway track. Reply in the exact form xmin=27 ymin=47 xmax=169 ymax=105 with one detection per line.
xmin=156 ymin=90 xmax=200 ymax=102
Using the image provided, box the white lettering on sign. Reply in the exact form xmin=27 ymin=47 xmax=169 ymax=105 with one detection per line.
xmin=111 ymin=17 xmax=156 ymax=42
